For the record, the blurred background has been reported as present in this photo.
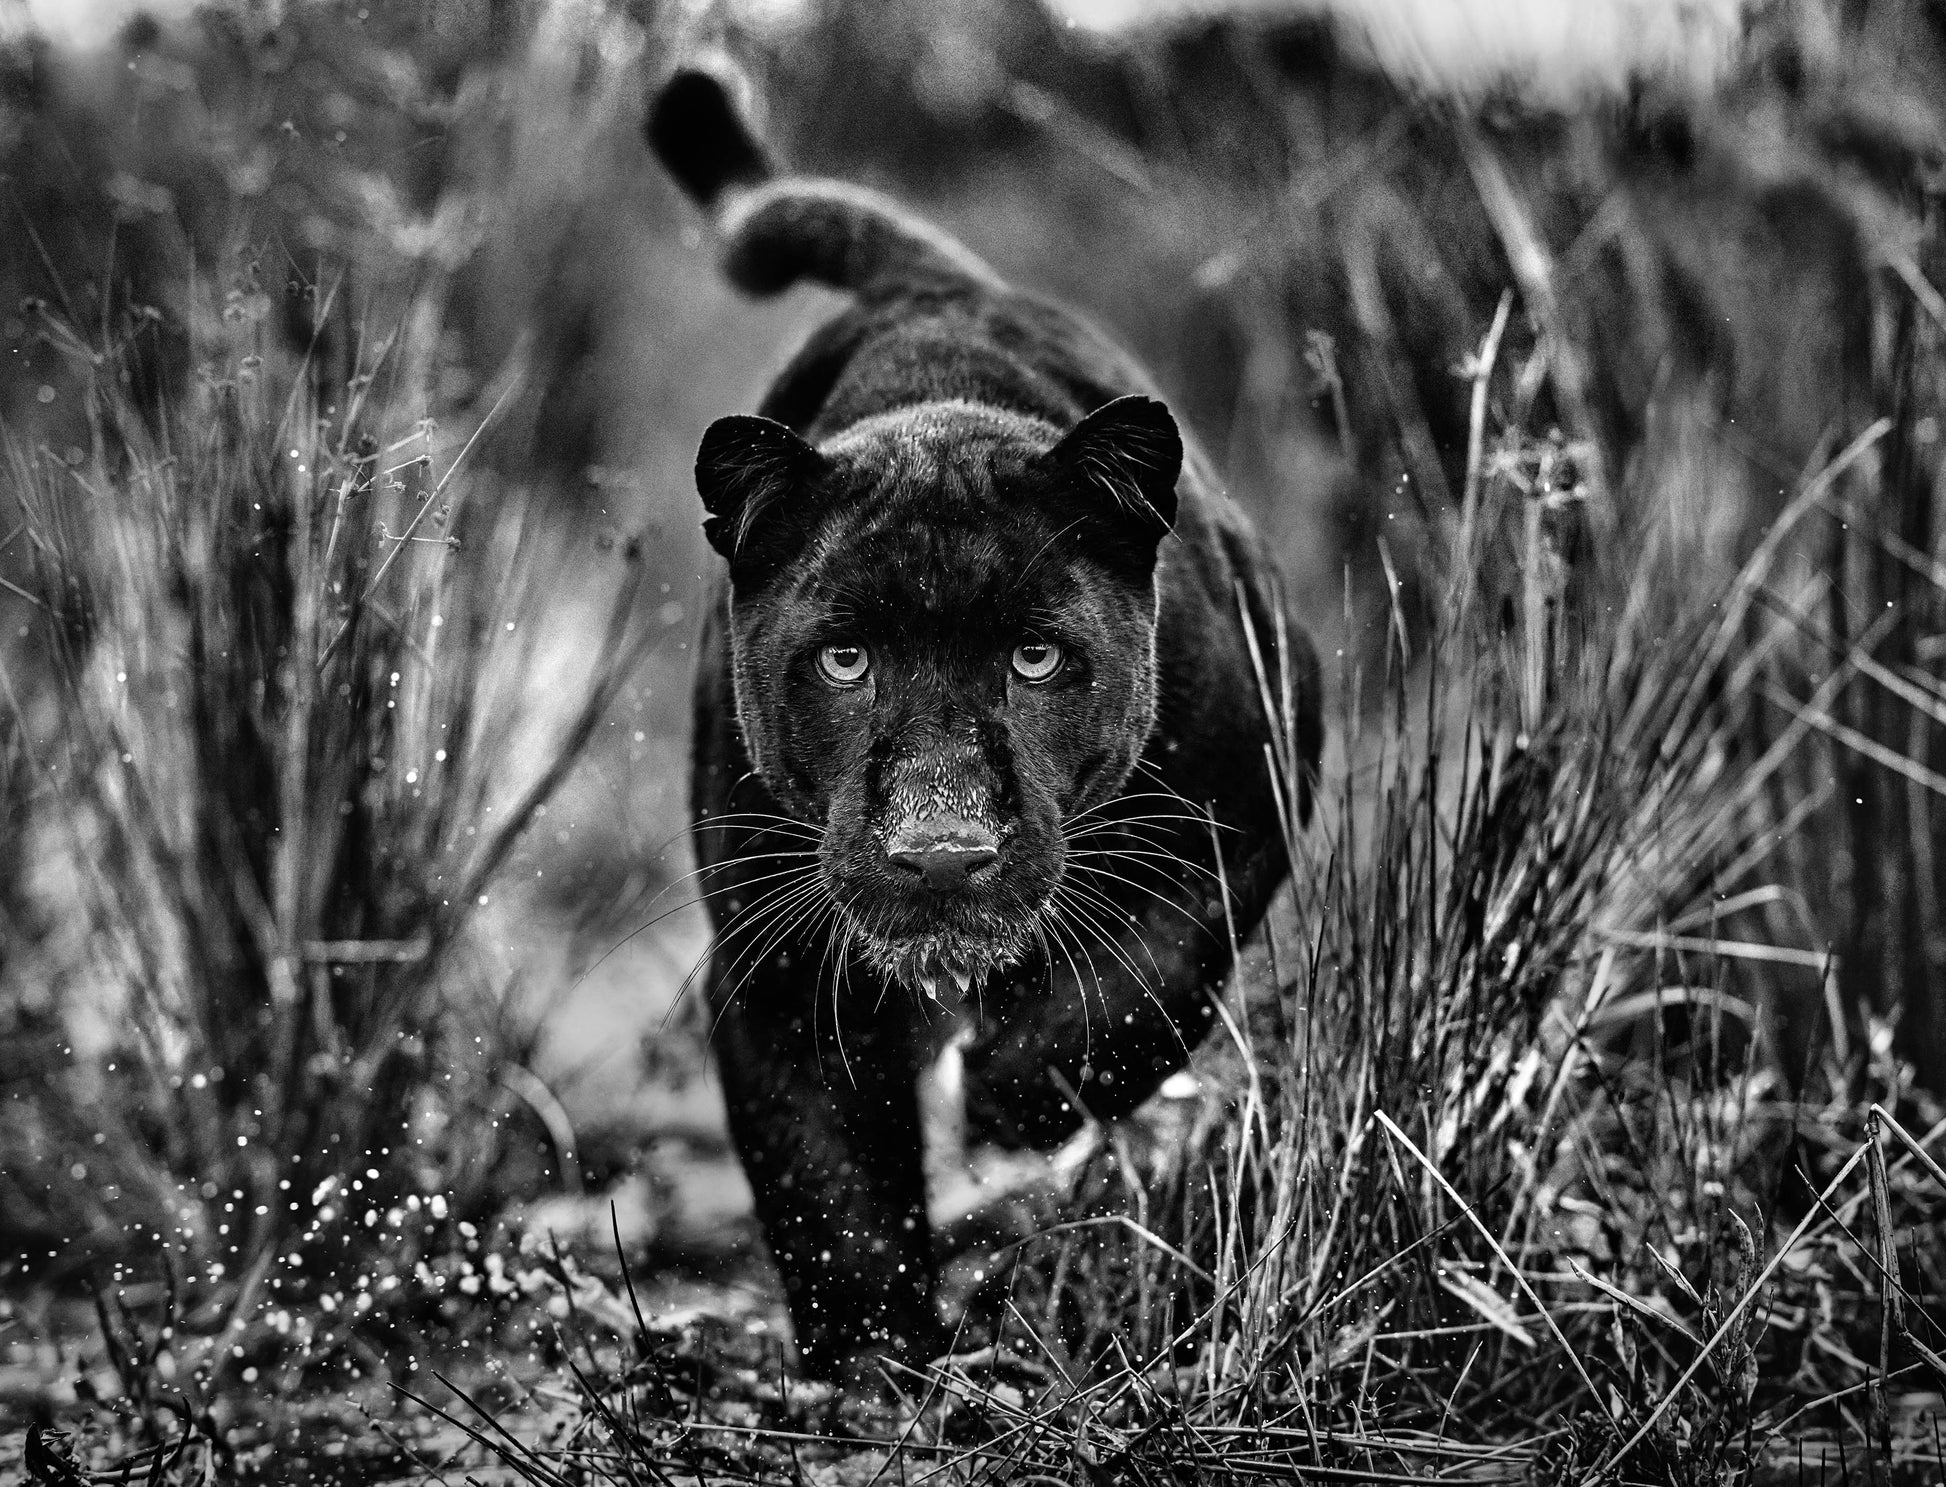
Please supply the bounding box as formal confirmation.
[1,0,1944,1467]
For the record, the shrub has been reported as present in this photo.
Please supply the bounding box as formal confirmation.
[0,288,652,1389]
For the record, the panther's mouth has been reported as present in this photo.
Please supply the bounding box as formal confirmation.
[912,940,980,1000]
[828,853,1050,997]
[852,923,1032,1000]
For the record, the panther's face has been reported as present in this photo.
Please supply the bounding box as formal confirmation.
[696,395,1181,995]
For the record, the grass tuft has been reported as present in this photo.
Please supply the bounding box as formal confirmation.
[0,285,653,1412]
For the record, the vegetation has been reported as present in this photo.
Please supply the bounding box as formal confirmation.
[1,0,1942,1483]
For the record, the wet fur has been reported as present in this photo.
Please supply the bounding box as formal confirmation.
[654,68,1323,1379]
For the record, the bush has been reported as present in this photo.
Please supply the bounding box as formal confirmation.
[0,287,651,1389]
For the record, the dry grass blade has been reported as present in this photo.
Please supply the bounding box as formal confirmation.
[1567,1259,1702,1347]
[1868,1105,1946,1194]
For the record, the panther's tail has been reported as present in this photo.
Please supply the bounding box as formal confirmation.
[646,66,1002,299]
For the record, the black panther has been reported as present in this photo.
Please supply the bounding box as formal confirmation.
[648,68,1322,1381]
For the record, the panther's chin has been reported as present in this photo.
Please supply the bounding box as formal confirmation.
[856,926,1029,1001]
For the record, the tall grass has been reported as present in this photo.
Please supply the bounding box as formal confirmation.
[957,341,1946,1480]
[0,284,653,1391]
[420,319,1946,1484]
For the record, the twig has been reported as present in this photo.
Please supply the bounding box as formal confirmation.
[1868,1104,1946,1194]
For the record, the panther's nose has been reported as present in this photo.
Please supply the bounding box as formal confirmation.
[887,815,999,891]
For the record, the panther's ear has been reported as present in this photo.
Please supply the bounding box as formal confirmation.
[1039,395,1181,574]
[695,415,830,578]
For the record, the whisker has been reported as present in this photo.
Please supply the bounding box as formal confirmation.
[1065,809,1225,834]
[694,867,825,989]
[594,858,822,1016]
[1068,770,1243,848]
[675,855,824,906]
[812,899,855,1086]
[705,878,836,1045]
[692,812,823,845]
[1067,861,1220,925]
[1053,884,1188,1055]
[833,917,862,1087]
[605,809,819,894]
[1066,844,1226,889]
[1056,882,1162,996]
[580,844,824,1002]
[1041,899,1103,1063]
[1065,785,1232,823]
[1063,819,1203,843]
[710,875,827,961]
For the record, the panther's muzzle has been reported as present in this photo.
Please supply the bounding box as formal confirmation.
[886,814,999,891]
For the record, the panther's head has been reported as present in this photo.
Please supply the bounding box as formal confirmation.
[696,394,1181,996]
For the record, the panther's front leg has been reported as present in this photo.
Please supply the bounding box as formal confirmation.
[708,957,945,1379]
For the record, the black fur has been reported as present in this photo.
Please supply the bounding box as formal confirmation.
[654,70,1323,1380]
[645,67,773,211]
[718,180,1006,297]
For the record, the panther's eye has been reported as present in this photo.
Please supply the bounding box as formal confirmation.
[817,643,871,686]
[1011,641,1064,683]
